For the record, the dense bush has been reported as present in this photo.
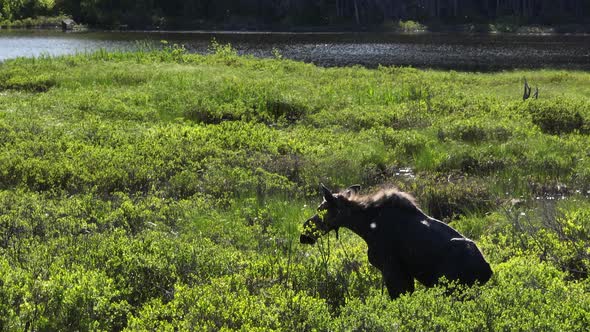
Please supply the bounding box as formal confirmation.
[410,176,496,221]
[527,99,588,135]
[0,68,56,92]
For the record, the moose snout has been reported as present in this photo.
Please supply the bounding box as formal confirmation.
[300,217,319,245]
[300,233,317,245]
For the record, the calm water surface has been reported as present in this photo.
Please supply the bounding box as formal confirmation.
[1,30,589,71]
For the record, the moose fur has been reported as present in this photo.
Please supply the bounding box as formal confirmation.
[300,185,493,299]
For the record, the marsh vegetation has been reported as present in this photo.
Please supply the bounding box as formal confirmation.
[0,45,589,330]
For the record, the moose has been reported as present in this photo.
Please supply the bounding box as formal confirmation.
[300,185,493,299]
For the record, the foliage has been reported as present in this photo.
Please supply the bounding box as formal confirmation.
[1,0,589,28]
[527,98,589,135]
[0,48,589,330]
[0,0,57,21]
[498,200,590,280]
[413,176,496,221]
[397,19,426,32]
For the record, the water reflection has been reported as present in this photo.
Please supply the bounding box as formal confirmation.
[0,30,589,71]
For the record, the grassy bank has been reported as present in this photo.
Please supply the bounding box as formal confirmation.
[1,46,589,330]
[382,19,590,34]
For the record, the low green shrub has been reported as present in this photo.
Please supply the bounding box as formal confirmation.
[332,257,589,331]
[436,148,509,174]
[527,99,587,135]
[502,200,590,280]
[127,278,332,331]
[0,70,56,92]
[413,176,496,221]
[438,119,513,143]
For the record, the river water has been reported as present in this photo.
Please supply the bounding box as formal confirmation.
[1,30,589,71]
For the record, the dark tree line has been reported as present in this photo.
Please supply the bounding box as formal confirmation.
[330,0,589,25]
[2,0,589,28]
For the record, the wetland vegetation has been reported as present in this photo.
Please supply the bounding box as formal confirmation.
[0,44,589,330]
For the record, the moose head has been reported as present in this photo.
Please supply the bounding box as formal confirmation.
[299,184,360,245]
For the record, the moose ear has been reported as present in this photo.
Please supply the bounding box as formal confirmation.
[321,183,336,204]
[344,184,361,197]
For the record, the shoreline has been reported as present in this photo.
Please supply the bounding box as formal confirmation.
[1,16,589,36]
[3,26,590,37]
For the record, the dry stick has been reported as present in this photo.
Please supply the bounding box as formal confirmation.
[508,203,589,277]
[504,205,551,267]
[540,201,589,276]
[336,236,362,300]
[536,200,589,276]
[284,222,294,288]
[523,78,532,100]
[284,226,295,312]
[317,232,332,298]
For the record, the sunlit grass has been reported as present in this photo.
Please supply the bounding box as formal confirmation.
[0,47,589,330]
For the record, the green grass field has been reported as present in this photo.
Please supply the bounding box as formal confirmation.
[1,44,589,331]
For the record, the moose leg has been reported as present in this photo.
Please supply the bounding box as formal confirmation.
[382,260,414,299]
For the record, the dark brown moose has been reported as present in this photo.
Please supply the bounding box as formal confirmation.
[300,184,493,299]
